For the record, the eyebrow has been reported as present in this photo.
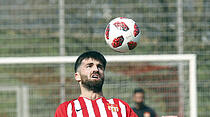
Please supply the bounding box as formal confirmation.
[86,63,94,66]
[85,62,103,67]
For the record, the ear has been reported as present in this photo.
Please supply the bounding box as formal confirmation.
[75,72,81,82]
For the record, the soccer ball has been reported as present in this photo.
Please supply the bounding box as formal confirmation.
[105,17,141,52]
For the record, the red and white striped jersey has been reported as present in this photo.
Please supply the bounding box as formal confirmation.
[55,97,138,117]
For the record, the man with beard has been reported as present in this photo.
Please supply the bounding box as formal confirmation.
[132,88,157,117]
[55,51,137,117]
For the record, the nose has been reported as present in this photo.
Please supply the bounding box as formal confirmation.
[92,65,99,72]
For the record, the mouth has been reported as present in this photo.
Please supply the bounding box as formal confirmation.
[91,74,100,79]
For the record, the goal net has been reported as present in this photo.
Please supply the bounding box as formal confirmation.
[0,86,29,117]
[0,54,197,117]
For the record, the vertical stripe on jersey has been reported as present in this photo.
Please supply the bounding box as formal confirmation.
[67,103,72,117]
[107,99,118,117]
[83,98,95,117]
[74,100,83,117]
[96,98,108,117]
[92,100,101,117]
[102,98,113,117]
[113,99,122,117]
[71,101,77,117]
[67,101,77,117]
[78,97,89,117]
[119,101,126,117]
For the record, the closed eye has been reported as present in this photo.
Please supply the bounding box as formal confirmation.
[85,63,104,70]
[97,64,104,70]
[86,63,93,68]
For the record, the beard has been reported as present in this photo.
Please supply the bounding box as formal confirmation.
[136,102,145,109]
[80,72,104,93]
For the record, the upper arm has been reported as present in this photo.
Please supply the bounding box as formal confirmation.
[54,101,70,117]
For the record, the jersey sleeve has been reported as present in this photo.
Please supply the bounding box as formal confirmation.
[118,99,138,117]
[54,101,72,117]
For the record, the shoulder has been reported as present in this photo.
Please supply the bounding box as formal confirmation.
[145,105,154,111]
[55,99,76,116]
[57,100,75,109]
[112,98,130,106]
[144,105,156,115]
[110,98,127,103]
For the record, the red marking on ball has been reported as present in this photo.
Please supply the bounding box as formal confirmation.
[113,21,129,31]
[119,17,128,19]
[133,23,140,37]
[105,24,110,40]
[112,36,124,48]
[127,41,137,50]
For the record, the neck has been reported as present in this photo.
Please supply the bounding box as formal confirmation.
[135,103,145,110]
[80,86,103,100]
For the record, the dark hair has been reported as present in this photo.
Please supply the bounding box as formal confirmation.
[74,51,107,72]
[134,88,145,94]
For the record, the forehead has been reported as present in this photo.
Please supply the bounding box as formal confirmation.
[81,58,102,65]
[135,92,144,96]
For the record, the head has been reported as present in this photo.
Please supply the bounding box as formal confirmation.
[74,51,107,93]
[133,88,145,107]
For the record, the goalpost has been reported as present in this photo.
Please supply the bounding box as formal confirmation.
[0,86,29,117]
[0,54,197,117]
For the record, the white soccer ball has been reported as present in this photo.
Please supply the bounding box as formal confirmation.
[105,17,141,52]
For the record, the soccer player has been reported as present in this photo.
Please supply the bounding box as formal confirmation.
[132,88,157,117]
[55,51,138,117]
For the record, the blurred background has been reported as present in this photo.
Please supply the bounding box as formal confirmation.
[0,0,209,117]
